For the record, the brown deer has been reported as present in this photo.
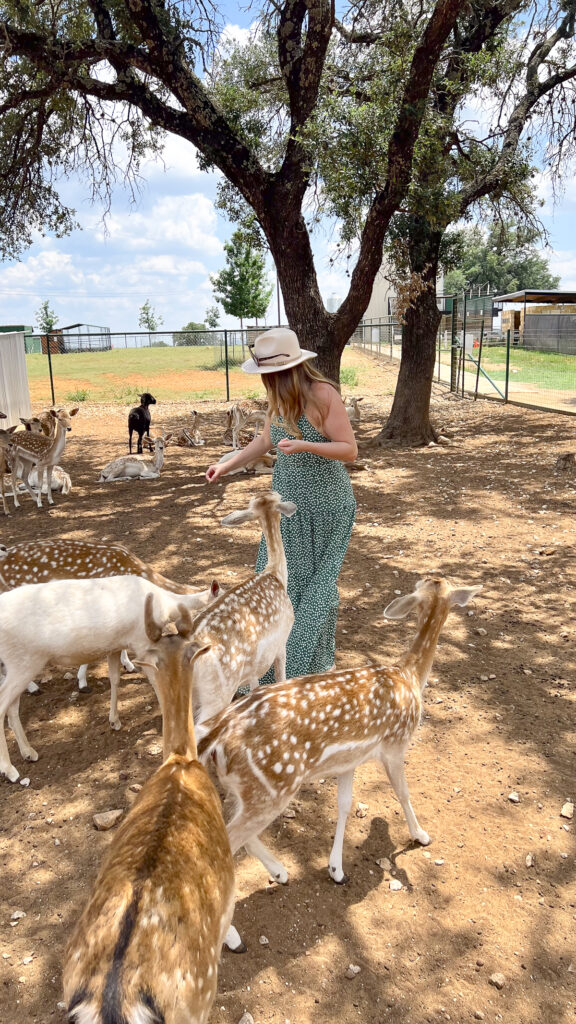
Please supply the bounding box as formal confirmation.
[197,578,482,950]
[2,406,78,507]
[62,598,238,1023]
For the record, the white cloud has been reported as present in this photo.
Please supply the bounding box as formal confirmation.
[93,194,222,254]
[547,248,576,289]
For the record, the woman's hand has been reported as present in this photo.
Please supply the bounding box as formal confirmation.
[206,463,227,483]
[277,438,308,454]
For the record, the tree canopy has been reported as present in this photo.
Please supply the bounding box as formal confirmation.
[444,223,561,295]
[211,228,273,328]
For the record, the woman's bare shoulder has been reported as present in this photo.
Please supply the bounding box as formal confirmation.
[311,380,340,405]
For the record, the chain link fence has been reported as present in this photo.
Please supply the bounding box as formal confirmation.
[24,328,270,407]
[23,305,576,414]
[351,297,576,415]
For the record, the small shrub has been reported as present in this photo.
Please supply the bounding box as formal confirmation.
[340,367,359,387]
[66,388,90,402]
[107,385,143,404]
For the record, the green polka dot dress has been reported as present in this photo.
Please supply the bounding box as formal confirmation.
[256,414,356,683]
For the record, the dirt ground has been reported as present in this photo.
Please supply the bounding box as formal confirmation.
[1,351,575,1024]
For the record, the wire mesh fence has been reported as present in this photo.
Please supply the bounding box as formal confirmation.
[22,307,576,414]
[351,300,576,415]
[24,328,269,407]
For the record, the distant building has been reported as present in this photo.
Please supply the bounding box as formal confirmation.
[41,323,112,354]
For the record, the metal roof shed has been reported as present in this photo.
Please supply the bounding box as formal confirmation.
[494,291,576,354]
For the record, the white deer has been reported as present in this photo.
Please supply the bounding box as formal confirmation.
[196,577,482,951]
[99,432,172,481]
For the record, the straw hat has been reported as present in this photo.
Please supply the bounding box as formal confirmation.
[241,328,317,374]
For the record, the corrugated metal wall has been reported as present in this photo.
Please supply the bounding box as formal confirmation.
[0,332,32,426]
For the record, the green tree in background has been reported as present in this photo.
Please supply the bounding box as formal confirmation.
[35,299,58,334]
[205,305,220,329]
[444,223,560,296]
[211,230,273,330]
[174,321,213,346]
[138,300,163,333]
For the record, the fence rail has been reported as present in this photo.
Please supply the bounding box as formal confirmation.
[21,315,576,415]
[351,310,576,416]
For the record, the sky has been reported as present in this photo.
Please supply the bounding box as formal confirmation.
[1,10,576,336]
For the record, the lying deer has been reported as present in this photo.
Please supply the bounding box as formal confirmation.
[197,577,482,950]
[99,432,172,481]
[167,409,205,448]
[216,450,276,475]
[62,598,238,1022]
[187,491,296,724]
[0,537,219,703]
[0,406,79,507]
[344,396,364,424]
[0,575,220,782]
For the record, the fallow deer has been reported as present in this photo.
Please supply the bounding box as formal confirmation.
[0,406,79,507]
[197,578,482,950]
[62,598,238,1023]
[187,491,296,724]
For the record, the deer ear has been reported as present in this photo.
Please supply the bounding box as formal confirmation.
[184,642,211,666]
[222,509,254,526]
[383,593,420,620]
[70,408,79,416]
[450,585,483,608]
[278,500,297,518]
[50,409,58,419]
[210,580,219,598]
[164,433,173,442]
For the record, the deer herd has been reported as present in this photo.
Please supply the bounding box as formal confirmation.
[0,393,483,1024]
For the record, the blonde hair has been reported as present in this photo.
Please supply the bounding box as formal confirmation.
[262,360,338,438]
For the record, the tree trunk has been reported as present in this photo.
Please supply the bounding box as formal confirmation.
[375,221,443,446]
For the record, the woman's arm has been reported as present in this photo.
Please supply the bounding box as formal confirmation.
[277,384,358,462]
[206,417,272,482]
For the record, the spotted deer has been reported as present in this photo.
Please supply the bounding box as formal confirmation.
[62,598,238,1023]
[224,401,268,449]
[216,449,276,475]
[99,432,172,481]
[0,406,79,507]
[188,491,296,725]
[0,537,219,702]
[196,577,482,950]
[0,416,18,515]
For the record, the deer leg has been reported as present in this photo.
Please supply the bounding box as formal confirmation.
[329,769,355,883]
[77,664,89,690]
[7,696,38,762]
[19,460,42,508]
[44,465,55,505]
[244,835,289,884]
[107,651,123,730]
[272,649,287,683]
[120,649,135,673]
[380,748,430,846]
[0,672,32,781]
[0,473,8,515]
[223,924,246,954]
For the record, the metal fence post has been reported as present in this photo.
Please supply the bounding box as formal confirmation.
[505,329,511,401]
[450,297,458,391]
[224,330,230,402]
[46,333,56,405]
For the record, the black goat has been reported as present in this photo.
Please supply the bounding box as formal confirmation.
[128,392,157,453]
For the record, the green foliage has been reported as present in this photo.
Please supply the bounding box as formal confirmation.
[35,299,58,334]
[205,305,220,329]
[174,321,214,346]
[340,367,359,387]
[138,301,163,333]
[211,228,273,326]
[444,222,561,295]
[65,387,90,402]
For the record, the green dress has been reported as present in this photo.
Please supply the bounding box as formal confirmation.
[256,414,356,683]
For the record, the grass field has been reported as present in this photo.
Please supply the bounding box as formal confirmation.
[446,343,576,391]
[26,345,364,406]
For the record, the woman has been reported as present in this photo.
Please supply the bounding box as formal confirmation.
[206,327,357,680]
